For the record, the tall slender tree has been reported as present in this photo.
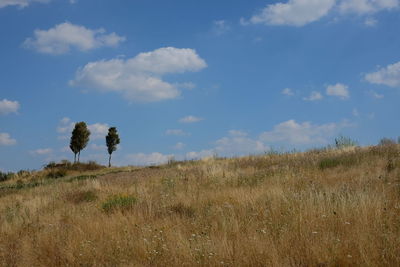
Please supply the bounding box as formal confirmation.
[106,127,120,167]
[70,122,91,163]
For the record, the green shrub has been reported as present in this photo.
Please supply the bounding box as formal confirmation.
[102,194,137,213]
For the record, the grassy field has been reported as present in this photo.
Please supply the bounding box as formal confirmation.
[0,145,399,266]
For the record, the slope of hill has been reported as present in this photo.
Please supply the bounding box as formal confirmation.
[1,145,399,266]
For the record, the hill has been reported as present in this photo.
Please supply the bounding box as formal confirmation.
[1,145,399,266]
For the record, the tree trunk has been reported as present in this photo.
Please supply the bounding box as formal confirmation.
[108,153,112,168]
[73,153,76,164]
[78,151,80,163]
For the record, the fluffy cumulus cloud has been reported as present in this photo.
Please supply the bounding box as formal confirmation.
[70,47,207,102]
[0,99,19,115]
[326,83,350,99]
[57,117,109,140]
[23,22,126,55]
[303,91,323,101]
[0,0,49,8]
[259,119,350,145]
[125,152,173,166]
[339,0,399,14]
[0,132,16,146]
[179,115,204,123]
[365,61,400,87]
[248,0,336,26]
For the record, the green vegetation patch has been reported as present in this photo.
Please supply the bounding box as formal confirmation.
[102,194,137,213]
[65,190,98,204]
[319,154,359,170]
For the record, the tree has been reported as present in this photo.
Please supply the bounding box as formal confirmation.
[106,127,120,167]
[334,135,358,149]
[70,122,91,163]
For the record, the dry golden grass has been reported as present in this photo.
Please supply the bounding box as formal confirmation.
[1,145,400,266]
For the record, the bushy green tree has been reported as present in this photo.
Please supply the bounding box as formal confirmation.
[106,127,120,167]
[70,122,91,163]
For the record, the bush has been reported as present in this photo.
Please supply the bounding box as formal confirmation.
[44,160,104,172]
[319,155,358,170]
[169,203,195,218]
[46,169,67,179]
[379,138,397,146]
[65,190,98,204]
[335,135,358,149]
[0,171,14,182]
[102,194,137,213]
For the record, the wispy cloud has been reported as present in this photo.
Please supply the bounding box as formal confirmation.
[0,0,50,9]
[303,91,323,101]
[326,83,350,99]
[179,116,204,123]
[0,133,17,146]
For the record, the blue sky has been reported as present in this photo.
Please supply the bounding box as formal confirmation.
[1,0,400,171]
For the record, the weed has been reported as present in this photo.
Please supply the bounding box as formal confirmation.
[102,194,137,213]
[169,202,195,218]
[65,190,98,204]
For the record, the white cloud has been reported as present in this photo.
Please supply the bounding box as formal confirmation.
[125,152,173,166]
[89,144,106,151]
[249,0,335,26]
[179,115,204,123]
[213,20,231,35]
[369,90,384,98]
[30,148,53,156]
[165,129,190,136]
[352,108,360,117]
[259,119,350,145]
[23,22,126,55]
[365,61,400,87]
[339,0,399,14]
[173,142,186,150]
[70,47,207,102]
[303,91,323,101]
[215,131,267,156]
[0,0,49,8]
[364,17,378,26]
[186,149,215,160]
[0,99,19,115]
[0,132,16,146]
[282,88,294,96]
[57,117,109,140]
[88,123,109,139]
[326,83,350,99]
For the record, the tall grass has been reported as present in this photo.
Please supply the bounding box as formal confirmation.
[0,145,399,266]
